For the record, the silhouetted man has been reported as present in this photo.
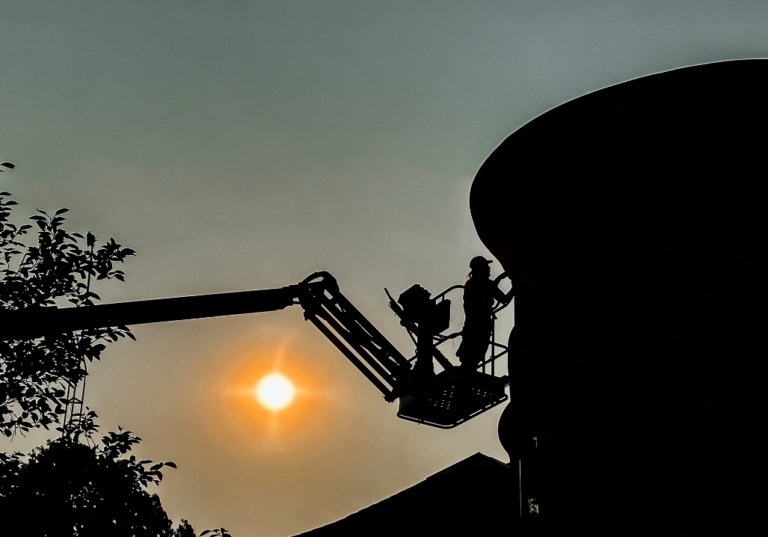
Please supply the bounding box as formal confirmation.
[457,256,513,371]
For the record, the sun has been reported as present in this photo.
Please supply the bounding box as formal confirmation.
[254,372,296,411]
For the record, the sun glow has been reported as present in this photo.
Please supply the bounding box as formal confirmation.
[207,335,342,457]
[254,372,296,411]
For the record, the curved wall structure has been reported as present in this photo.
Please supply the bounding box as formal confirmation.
[474,59,768,535]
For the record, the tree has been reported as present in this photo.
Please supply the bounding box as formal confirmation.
[1,190,135,438]
[0,187,220,536]
[0,429,177,536]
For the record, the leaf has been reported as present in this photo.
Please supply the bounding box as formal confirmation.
[1,162,15,169]
[54,208,69,215]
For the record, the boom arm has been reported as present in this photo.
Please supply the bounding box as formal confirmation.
[0,287,299,339]
[0,272,410,401]
[0,271,508,427]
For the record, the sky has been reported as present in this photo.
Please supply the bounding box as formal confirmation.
[2,1,767,535]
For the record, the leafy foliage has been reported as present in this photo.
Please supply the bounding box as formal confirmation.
[1,191,135,437]
[0,431,178,537]
[0,188,227,536]
[175,520,198,537]
[201,529,233,537]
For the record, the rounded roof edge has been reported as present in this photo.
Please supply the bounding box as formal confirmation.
[470,58,768,259]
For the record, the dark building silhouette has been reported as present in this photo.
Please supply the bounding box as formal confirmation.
[298,59,768,536]
[295,453,516,536]
[484,58,768,536]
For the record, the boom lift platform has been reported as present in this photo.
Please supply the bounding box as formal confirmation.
[0,271,509,428]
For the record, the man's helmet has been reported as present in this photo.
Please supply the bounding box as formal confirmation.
[469,256,492,271]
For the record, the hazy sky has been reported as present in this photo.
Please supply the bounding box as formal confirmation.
[2,1,767,535]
